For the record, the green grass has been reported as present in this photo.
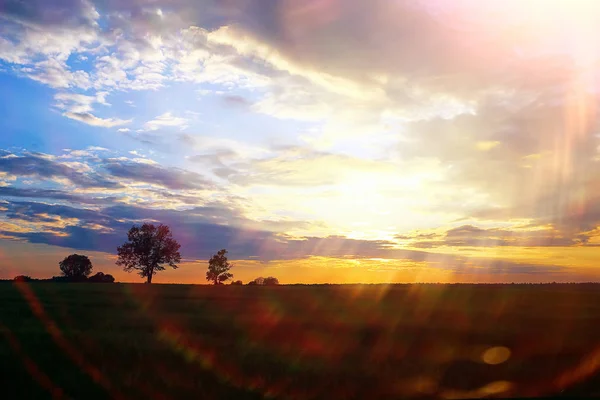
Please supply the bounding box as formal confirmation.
[2,283,600,399]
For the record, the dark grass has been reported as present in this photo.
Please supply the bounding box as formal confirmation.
[2,283,600,399]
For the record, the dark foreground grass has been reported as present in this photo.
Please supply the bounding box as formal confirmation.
[2,283,600,399]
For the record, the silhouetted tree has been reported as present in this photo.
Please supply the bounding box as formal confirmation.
[116,223,181,283]
[88,272,115,283]
[59,254,93,280]
[247,276,279,286]
[230,280,243,285]
[251,277,265,285]
[13,275,34,282]
[247,280,258,286]
[206,249,233,285]
[263,277,280,286]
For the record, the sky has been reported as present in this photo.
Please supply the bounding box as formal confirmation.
[1,0,600,284]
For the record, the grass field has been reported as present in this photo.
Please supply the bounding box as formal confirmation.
[2,283,600,399]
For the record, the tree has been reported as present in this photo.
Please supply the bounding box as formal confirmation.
[59,254,93,280]
[251,277,265,285]
[263,277,280,286]
[206,249,233,285]
[116,223,181,283]
[88,272,115,283]
[13,275,34,282]
[230,280,243,285]
[247,277,279,286]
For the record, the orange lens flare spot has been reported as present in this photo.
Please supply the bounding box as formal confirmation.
[482,346,511,365]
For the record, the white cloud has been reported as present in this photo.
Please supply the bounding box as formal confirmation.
[54,91,130,128]
[144,112,189,131]
[63,112,131,128]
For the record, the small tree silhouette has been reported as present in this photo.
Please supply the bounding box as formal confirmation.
[230,280,243,285]
[206,249,233,285]
[13,275,34,282]
[248,276,279,285]
[88,272,115,283]
[59,254,93,280]
[252,277,265,285]
[116,223,181,283]
[263,277,280,286]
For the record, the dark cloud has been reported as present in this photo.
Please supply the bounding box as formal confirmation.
[0,0,98,27]
[0,186,118,205]
[0,197,569,276]
[406,224,582,249]
[0,152,121,188]
[102,158,214,190]
[3,201,113,226]
[222,95,252,108]
[0,198,421,260]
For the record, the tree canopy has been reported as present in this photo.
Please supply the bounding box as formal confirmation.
[116,223,181,283]
[248,276,280,286]
[59,254,93,280]
[88,272,116,283]
[206,249,233,285]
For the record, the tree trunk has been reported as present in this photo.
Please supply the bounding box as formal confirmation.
[146,265,154,284]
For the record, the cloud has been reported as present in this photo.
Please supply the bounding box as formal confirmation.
[0,198,571,278]
[403,223,584,249]
[222,95,252,108]
[143,112,189,131]
[54,91,131,128]
[0,151,120,188]
[102,158,213,190]
[22,59,92,89]
[0,186,117,205]
[197,145,398,187]
[63,111,131,128]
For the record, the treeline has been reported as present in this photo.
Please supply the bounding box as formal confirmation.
[6,223,284,285]
[231,277,280,286]
[9,254,115,283]
[11,272,115,283]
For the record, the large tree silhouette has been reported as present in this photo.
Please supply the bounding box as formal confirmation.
[59,254,93,280]
[116,223,181,283]
[206,249,233,285]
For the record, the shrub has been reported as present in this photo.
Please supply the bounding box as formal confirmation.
[247,277,280,286]
[263,277,280,286]
[51,275,88,283]
[88,272,116,283]
[13,275,34,282]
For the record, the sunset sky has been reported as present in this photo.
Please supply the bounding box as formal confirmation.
[1,0,600,283]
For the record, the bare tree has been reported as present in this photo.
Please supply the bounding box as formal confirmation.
[206,249,233,285]
[116,223,181,283]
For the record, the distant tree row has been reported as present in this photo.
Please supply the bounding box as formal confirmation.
[229,277,280,286]
[115,223,279,285]
[11,223,279,285]
[13,254,114,283]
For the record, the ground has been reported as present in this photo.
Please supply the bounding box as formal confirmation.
[1,282,600,399]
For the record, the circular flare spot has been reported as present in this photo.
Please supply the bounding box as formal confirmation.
[482,346,511,365]
[480,380,513,394]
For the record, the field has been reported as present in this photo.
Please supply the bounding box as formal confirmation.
[2,283,600,399]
